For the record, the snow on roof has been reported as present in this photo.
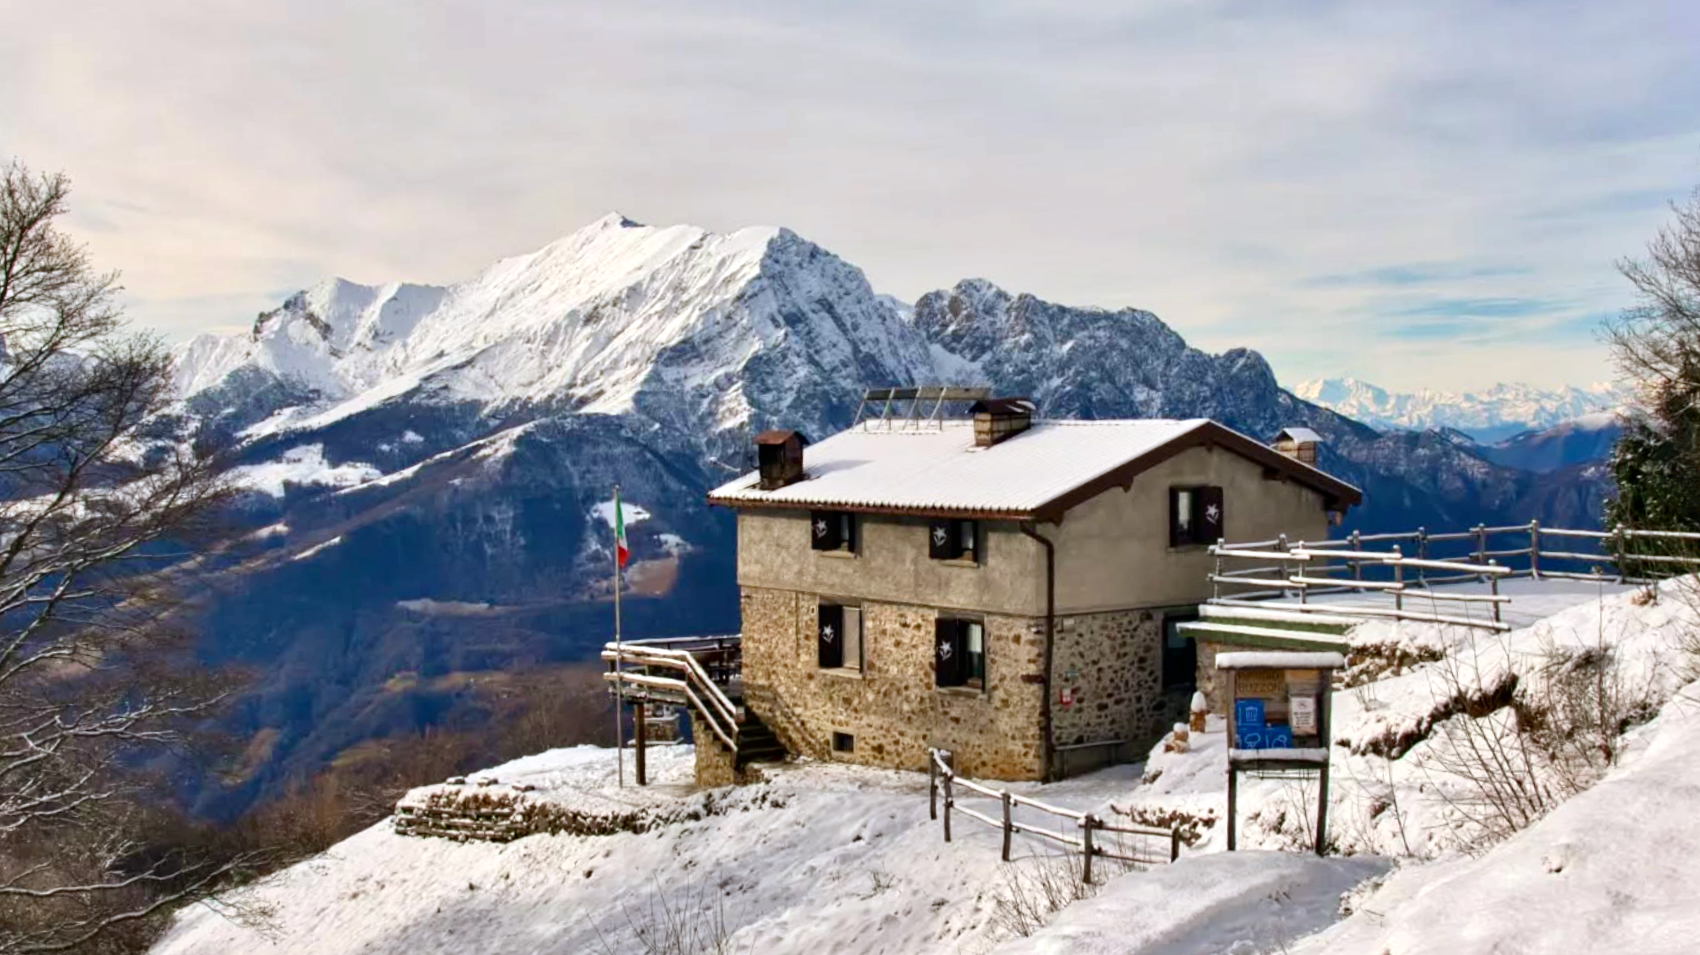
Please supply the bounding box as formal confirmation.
[1216,650,1347,669]
[1278,427,1324,444]
[709,418,1212,517]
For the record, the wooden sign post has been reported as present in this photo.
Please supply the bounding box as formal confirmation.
[1219,650,1343,856]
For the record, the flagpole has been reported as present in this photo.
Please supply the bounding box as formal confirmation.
[613,484,624,789]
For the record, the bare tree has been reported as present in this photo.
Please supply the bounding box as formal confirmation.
[1606,184,1700,533]
[0,162,244,954]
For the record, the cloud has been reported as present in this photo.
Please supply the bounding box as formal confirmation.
[1,0,1697,392]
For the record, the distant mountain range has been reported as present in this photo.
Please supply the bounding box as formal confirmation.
[161,215,1616,816]
[1293,377,1631,444]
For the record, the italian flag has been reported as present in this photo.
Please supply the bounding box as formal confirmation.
[614,490,630,568]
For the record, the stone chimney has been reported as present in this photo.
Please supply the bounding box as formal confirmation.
[1273,427,1323,465]
[754,430,808,489]
[970,398,1036,447]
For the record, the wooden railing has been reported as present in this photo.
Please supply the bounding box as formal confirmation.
[602,635,742,755]
[1208,522,1700,631]
[928,749,1179,883]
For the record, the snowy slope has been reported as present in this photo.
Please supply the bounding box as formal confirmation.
[153,577,1700,955]
[1293,377,1631,442]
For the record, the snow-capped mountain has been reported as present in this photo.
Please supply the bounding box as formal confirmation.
[166,215,1612,818]
[1292,377,1631,443]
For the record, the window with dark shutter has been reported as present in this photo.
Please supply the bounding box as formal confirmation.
[928,519,979,562]
[934,618,964,687]
[928,519,962,560]
[1169,488,1195,547]
[818,604,844,668]
[1193,486,1224,545]
[810,511,854,552]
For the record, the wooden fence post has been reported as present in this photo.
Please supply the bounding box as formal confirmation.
[1489,561,1502,625]
[942,752,954,843]
[1349,530,1363,584]
[1212,541,1223,601]
[1081,814,1095,885]
[1614,523,1628,583]
[1001,791,1013,862]
[1170,827,1182,863]
[1529,520,1541,579]
[929,750,938,821]
[1475,524,1488,579]
[1391,545,1404,613]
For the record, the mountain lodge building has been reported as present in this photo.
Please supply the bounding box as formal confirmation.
[704,398,1361,782]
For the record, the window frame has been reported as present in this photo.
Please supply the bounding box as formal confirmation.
[810,510,857,554]
[817,600,865,672]
[934,615,987,690]
[1168,485,1224,548]
[928,518,980,564]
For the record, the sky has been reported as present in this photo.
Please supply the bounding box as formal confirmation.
[3,0,1698,394]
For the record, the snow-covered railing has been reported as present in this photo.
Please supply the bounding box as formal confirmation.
[1209,542,1514,631]
[602,636,742,756]
[1208,522,1700,632]
[928,749,1178,883]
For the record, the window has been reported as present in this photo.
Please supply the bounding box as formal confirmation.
[1169,485,1224,547]
[818,602,863,670]
[928,518,979,562]
[832,731,855,753]
[1162,611,1199,689]
[935,617,986,688]
[810,510,856,553]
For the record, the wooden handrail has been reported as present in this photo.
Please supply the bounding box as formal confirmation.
[927,748,1179,875]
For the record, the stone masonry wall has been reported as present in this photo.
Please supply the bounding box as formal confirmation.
[689,710,756,788]
[740,587,1046,780]
[740,589,1171,781]
[1049,609,1167,759]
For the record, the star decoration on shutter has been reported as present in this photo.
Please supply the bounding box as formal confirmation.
[1205,503,1221,523]
[821,624,835,643]
[932,526,948,546]
[938,641,953,660]
[813,519,827,537]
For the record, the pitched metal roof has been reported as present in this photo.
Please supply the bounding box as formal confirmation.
[708,418,1361,520]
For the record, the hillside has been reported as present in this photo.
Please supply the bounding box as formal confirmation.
[164,215,1611,817]
[151,578,1700,955]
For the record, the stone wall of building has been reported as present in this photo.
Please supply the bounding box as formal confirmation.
[740,589,1181,781]
[1049,609,1168,765]
[1194,639,1229,715]
[689,710,756,788]
[740,586,1047,780]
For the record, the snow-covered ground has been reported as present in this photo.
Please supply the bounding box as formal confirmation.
[154,579,1700,955]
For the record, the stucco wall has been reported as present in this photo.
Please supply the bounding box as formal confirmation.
[739,586,1047,780]
[736,511,1045,617]
[1046,444,1332,613]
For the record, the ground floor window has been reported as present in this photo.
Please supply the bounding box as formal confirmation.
[1162,610,1199,689]
[935,617,986,688]
[818,602,863,670]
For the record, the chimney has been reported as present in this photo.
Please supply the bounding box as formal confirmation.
[1273,427,1322,465]
[970,398,1036,447]
[754,429,808,489]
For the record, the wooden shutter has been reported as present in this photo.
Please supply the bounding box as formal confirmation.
[817,604,844,668]
[929,519,963,560]
[934,618,964,686]
[810,511,844,551]
[1194,486,1224,544]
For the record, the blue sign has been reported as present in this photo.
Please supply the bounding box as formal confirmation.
[1234,699,1265,729]
[1235,718,1294,751]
